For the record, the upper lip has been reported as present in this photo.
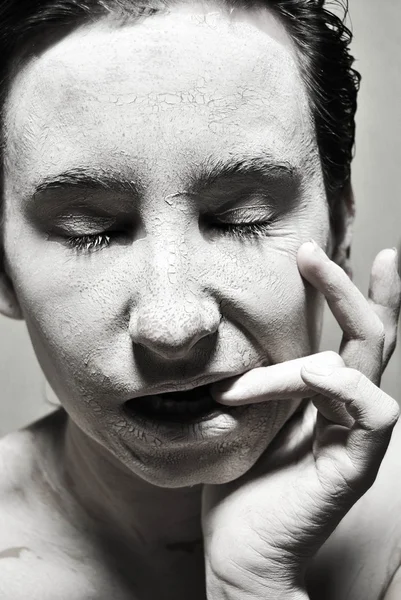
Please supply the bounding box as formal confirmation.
[125,367,256,401]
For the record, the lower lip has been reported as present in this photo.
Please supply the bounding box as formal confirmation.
[121,390,248,445]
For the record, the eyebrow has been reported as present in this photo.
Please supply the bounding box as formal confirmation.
[29,152,300,201]
[32,167,140,197]
[188,153,300,194]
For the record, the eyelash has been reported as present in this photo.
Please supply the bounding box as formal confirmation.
[65,222,272,253]
[214,222,272,239]
[66,234,111,252]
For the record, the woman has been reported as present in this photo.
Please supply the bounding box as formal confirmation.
[0,0,400,598]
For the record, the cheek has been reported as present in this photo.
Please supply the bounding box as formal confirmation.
[254,265,322,359]
[6,237,120,398]
[207,243,323,361]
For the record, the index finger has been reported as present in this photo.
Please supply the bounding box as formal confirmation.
[210,351,344,404]
[297,241,388,384]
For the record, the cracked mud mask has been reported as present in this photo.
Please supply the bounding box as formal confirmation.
[3,3,331,486]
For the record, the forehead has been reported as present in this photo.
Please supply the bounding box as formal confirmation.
[4,4,316,194]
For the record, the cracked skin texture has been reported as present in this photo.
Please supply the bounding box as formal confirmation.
[3,3,327,487]
[0,3,400,600]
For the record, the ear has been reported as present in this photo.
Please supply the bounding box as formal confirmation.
[328,179,355,278]
[0,252,23,320]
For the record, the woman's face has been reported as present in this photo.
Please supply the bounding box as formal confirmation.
[2,4,331,486]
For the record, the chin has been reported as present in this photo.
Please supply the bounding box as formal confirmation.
[125,449,265,488]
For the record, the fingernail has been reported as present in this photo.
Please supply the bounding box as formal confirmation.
[303,361,334,377]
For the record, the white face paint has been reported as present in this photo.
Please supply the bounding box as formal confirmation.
[3,3,330,486]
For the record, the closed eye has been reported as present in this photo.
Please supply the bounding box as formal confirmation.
[64,219,273,253]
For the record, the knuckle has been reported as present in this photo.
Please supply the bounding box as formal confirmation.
[348,371,399,429]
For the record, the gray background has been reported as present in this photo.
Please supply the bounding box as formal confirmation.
[1,0,400,436]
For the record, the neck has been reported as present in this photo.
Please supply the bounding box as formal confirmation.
[61,417,204,553]
[35,411,206,598]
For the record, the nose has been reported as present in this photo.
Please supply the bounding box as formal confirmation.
[128,232,221,360]
[129,290,220,360]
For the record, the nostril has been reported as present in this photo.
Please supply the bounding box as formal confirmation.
[135,337,200,360]
[129,300,221,360]
[130,319,216,360]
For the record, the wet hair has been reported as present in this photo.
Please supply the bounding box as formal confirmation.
[0,0,360,205]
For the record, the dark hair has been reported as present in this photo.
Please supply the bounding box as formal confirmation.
[0,0,360,205]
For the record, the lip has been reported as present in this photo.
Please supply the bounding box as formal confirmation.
[117,364,268,447]
[121,400,250,447]
[119,372,256,446]
[123,367,257,401]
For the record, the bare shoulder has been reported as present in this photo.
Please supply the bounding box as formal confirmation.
[0,411,93,599]
[0,412,135,600]
[0,409,66,507]
[308,417,401,600]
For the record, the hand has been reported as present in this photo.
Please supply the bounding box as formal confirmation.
[202,241,401,600]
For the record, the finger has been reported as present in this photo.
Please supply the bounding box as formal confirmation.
[210,351,344,405]
[301,363,399,492]
[368,248,401,369]
[298,241,385,384]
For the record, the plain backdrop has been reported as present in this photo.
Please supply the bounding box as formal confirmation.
[0,0,400,436]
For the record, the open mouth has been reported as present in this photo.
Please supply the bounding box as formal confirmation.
[124,383,234,424]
